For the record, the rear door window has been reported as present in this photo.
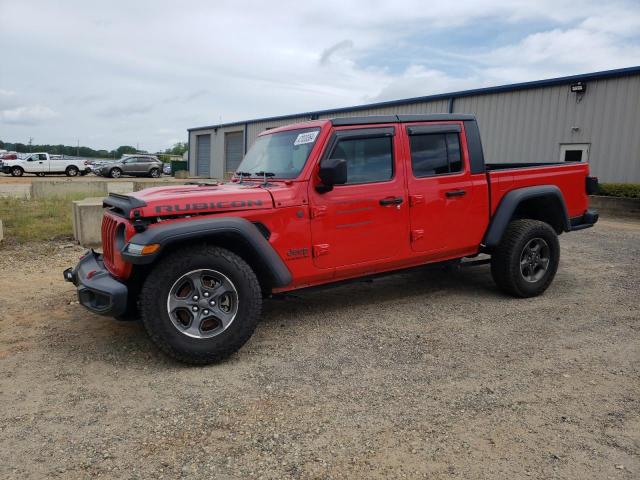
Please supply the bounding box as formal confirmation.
[409,133,462,177]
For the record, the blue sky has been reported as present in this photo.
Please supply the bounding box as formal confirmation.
[1,0,639,152]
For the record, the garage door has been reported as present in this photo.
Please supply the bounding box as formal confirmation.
[196,134,211,177]
[225,131,244,174]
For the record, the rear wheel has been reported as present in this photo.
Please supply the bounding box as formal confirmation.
[149,167,160,178]
[490,219,560,297]
[140,245,262,364]
[11,166,23,177]
[66,166,79,177]
[110,167,122,178]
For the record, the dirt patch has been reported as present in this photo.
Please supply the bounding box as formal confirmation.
[0,219,638,479]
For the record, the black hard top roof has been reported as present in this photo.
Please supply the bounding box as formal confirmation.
[330,113,476,126]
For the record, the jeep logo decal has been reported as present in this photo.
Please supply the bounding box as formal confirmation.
[154,199,263,214]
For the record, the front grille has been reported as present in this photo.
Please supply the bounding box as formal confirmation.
[102,214,119,270]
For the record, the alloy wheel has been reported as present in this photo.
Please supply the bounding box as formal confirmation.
[519,237,550,283]
[166,269,239,339]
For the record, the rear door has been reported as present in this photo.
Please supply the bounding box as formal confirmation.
[404,122,480,257]
[125,157,143,174]
[309,125,408,270]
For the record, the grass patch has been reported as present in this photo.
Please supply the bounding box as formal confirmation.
[597,183,640,199]
[0,194,90,244]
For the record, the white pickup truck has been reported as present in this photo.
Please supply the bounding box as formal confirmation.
[0,153,90,177]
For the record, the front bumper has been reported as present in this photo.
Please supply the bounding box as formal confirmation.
[64,250,128,316]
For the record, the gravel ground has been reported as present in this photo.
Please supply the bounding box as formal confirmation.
[0,218,638,479]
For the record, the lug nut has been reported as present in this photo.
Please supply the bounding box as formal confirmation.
[209,300,216,306]
[192,295,199,301]
[203,292,209,297]
[192,306,198,312]
[203,309,209,315]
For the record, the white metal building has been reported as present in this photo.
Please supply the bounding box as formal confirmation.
[188,66,640,183]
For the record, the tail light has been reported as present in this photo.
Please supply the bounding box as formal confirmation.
[586,176,599,195]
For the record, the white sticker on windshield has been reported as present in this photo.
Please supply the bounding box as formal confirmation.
[293,131,319,146]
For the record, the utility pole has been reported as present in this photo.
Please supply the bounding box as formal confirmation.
[77,139,80,158]
[28,137,33,153]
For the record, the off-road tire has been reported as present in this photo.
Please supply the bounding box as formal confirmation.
[109,167,122,178]
[11,166,23,177]
[66,166,79,177]
[490,219,560,298]
[140,245,262,364]
[149,168,160,178]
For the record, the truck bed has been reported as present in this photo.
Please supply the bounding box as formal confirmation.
[487,161,591,219]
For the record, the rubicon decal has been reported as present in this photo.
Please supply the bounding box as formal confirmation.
[155,199,263,214]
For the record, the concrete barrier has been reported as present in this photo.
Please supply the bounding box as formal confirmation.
[589,195,640,219]
[133,179,185,191]
[0,184,31,199]
[107,181,134,194]
[0,219,3,242]
[72,197,104,247]
[32,179,108,199]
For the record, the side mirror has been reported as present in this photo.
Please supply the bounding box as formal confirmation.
[317,158,347,193]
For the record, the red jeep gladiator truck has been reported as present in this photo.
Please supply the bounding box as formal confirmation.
[65,114,599,364]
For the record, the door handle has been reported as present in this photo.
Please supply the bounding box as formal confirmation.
[445,189,466,198]
[379,197,403,206]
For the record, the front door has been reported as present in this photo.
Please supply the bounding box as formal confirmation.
[403,123,476,257]
[309,126,408,270]
[25,153,47,173]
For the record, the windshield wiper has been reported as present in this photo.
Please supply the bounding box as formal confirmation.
[254,171,276,186]
[235,171,252,183]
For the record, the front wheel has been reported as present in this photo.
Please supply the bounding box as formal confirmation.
[149,168,160,178]
[11,166,23,177]
[140,245,262,364]
[490,219,560,297]
[109,168,122,178]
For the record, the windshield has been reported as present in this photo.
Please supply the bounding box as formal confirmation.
[236,127,320,179]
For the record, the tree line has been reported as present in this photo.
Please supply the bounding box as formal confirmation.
[0,140,188,159]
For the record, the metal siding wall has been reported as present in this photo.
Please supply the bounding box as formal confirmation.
[192,73,639,182]
[454,75,640,182]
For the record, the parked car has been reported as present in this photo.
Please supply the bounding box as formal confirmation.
[65,114,599,364]
[0,152,18,161]
[88,160,109,175]
[98,155,163,178]
[1,152,90,177]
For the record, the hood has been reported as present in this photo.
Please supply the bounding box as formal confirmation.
[127,182,275,218]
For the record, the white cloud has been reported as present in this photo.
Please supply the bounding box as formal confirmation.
[1,105,58,125]
[0,0,638,151]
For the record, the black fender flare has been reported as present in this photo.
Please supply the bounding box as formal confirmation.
[121,216,292,287]
[483,185,570,249]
